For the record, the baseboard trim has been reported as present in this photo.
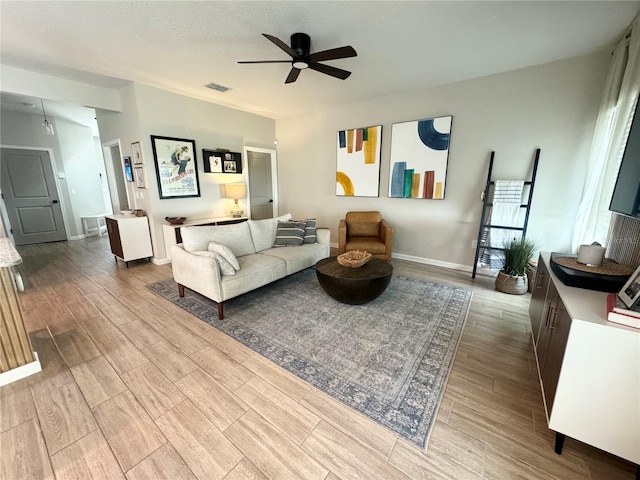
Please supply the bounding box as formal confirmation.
[152,257,171,265]
[0,352,41,387]
[329,242,493,277]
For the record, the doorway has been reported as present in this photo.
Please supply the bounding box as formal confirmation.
[0,147,67,245]
[102,140,130,213]
[245,147,277,220]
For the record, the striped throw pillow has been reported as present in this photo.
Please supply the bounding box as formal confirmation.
[293,218,317,244]
[273,222,306,247]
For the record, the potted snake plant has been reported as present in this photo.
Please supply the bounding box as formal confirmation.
[495,237,538,295]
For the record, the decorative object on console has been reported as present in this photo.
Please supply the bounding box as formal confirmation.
[607,292,640,329]
[550,253,633,292]
[337,250,372,268]
[576,243,606,266]
[165,216,187,225]
[151,135,200,199]
[336,125,382,197]
[203,150,242,173]
[224,183,246,218]
[388,115,452,199]
[618,263,640,309]
[494,237,538,295]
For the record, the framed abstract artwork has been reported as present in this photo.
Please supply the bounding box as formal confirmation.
[336,125,382,197]
[388,116,453,199]
[151,135,200,199]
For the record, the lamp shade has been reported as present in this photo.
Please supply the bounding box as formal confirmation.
[224,183,246,200]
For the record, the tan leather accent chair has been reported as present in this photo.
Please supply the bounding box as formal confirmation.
[338,211,393,261]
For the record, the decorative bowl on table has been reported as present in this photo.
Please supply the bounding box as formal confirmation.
[165,216,187,225]
[337,250,372,268]
[120,210,134,215]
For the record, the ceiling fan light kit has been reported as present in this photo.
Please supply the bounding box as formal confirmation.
[238,32,357,84]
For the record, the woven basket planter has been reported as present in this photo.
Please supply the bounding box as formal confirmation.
[495,271,529,295]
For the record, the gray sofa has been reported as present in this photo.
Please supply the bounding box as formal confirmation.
[171,215,330,319]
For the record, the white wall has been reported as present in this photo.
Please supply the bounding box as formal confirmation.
[97,83,276,260]
[0,110,108,237]
[275,52,611,271]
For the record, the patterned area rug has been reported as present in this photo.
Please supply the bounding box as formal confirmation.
[147,268,472,447]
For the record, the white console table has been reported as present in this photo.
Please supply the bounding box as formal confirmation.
[529,252,639,468]
[162,216,247,260]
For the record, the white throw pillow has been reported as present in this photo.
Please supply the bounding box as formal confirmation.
[208,241,240,270]
[191,251,236,275]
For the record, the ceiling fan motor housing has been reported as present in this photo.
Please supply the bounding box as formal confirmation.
[291,33,311,57]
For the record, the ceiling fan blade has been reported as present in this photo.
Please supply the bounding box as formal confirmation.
[308,63,351,80]
[285,68,301,84]
[262,33,296,57]
[238,60,292,64]
[308,46,357,63]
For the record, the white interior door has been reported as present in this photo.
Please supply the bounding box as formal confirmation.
[246,148,277,220]
[0,148,66,245]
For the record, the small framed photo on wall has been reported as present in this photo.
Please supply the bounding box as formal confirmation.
[134,167,146,188]
[131,142,144,165]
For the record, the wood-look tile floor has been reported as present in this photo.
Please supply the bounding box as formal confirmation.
[1,236,636,480]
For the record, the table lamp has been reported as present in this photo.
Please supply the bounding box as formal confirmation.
[224,183,247,218]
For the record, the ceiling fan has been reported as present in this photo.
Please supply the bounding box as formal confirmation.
[238,33,357,84]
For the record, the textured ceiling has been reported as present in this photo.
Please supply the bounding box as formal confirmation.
[1,1,639,120]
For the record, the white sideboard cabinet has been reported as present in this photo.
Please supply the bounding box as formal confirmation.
[529,252,639,469]
[105,215,153,267]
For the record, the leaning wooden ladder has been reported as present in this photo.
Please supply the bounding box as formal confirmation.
[471,148,540,278]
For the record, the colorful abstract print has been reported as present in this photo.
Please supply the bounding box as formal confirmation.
[336,125,382,197]
[389,116,452,199]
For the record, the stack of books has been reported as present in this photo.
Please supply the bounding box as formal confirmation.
[606,293,640,329]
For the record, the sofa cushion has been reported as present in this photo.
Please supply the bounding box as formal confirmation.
[345,237,386,255]
[220,254,287,299]
[248,218,278,252]
[181,222,255,257]
[261,243,329,275]
[273,221,306,247]
[192,250,236,275]
[208,242,240,270]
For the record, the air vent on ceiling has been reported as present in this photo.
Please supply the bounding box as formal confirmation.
[205,82,231,92]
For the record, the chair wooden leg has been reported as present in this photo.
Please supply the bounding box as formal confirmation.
[217,302,224,320]
[178,284,185,297]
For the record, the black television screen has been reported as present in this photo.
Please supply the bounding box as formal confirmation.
[610,99,640,218]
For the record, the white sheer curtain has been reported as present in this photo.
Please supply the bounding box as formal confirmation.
[571,19,640,252]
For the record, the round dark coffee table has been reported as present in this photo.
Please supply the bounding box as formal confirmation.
[315,256,393,305]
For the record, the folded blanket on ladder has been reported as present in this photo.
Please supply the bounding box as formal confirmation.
[482,180,524,269]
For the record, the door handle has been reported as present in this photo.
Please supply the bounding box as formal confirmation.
[50,200,58,205]
[269,199,273,203]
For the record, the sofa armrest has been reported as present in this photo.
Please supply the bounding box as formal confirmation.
[316,227,330,246]
[338,219,347,254]
[171,244,224,302]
